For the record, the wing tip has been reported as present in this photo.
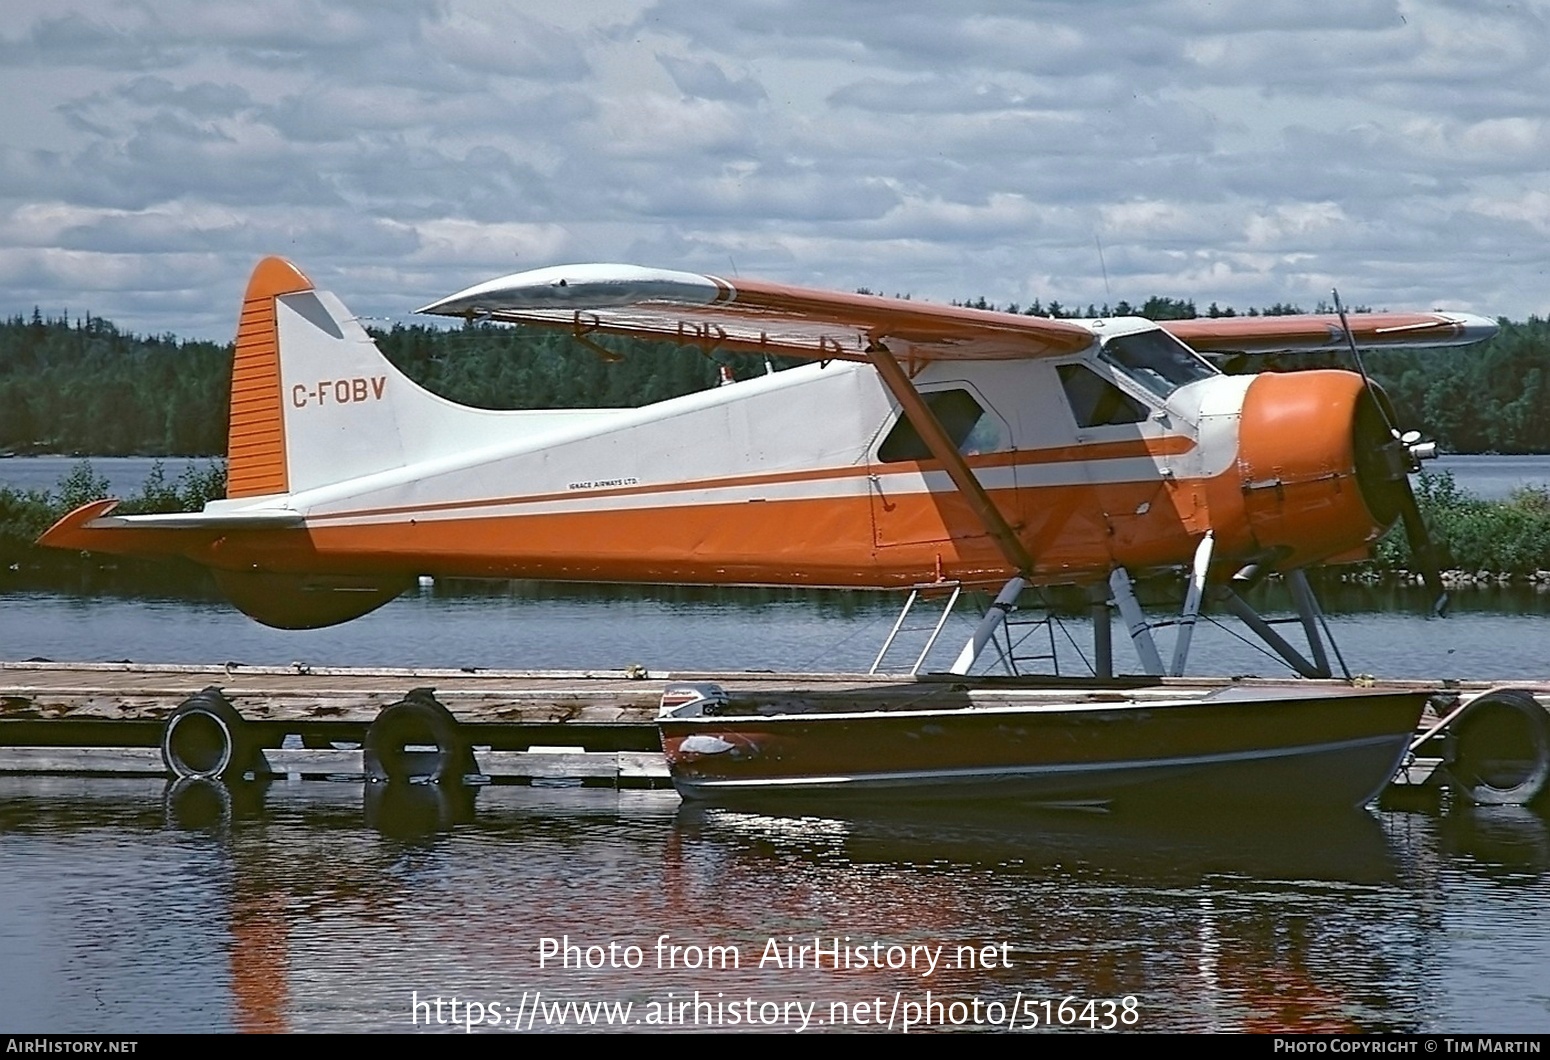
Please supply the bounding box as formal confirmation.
[1441,311,1499,345]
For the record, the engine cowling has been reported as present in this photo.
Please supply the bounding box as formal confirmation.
[1234,369,1407,568]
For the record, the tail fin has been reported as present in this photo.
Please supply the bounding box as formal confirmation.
[230,255,420,498]
[228,256,442,499]
[226,256,605,500]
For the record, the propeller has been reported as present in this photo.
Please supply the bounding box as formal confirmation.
[1332,290,1449,617]
[1396,474,1448,616]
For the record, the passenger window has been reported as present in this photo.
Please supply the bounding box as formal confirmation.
[877,389,1005,462]
[1058,365,1150,428]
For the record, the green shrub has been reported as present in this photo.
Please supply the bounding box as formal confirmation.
[0,458,226,565]
[1376,473,1550,574]
[117,459,227,515]
[0,485,59,562]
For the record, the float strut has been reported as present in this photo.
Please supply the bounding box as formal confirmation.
[1213,586,1333,679]
[1090,584,1113,679]
[1110,567,1164,676]
[1285,569,1335,679]
[1170,532,1214,677]
[949,577,1027,675]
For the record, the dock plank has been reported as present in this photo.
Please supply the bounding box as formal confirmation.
[0,744,672,783]
[0,661,939,729]
[0,747,167,775]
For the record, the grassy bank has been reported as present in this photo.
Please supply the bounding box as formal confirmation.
[3,462,1548,585]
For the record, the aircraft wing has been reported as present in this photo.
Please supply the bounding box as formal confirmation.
[1162,312,1497,354]
[419,263,1496,359]
[418,264,1096,362]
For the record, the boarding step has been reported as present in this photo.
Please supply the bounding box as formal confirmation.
[993,605,1064,677]
[869,582,964,676]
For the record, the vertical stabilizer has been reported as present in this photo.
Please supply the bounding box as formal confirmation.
[227,257,312,498]
[223,256,424,499]
[223,255,626,503]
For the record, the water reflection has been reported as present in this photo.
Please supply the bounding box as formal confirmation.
[666,801,1411,1033]
[1435,804,1550,878]
[362,781,479,840]
[673,800,1401,886]
[163,775,239,832]
[3,776,1548,1033]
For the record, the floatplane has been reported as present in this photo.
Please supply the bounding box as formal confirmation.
[39,256,1516,807]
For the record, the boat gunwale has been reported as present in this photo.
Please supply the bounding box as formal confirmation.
[657,686,1434,726]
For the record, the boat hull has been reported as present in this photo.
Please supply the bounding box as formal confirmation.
[658,685,1430,810]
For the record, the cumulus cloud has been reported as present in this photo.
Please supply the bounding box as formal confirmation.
[657,55,766,104]
[0,0,1545,338]
[422,11,593,81]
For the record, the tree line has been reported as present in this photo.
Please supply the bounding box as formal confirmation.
[2,301,1547,455]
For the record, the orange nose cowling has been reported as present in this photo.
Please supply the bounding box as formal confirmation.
[1235,369,1395,567]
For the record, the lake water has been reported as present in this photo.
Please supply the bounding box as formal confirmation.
[3,455,1550,1034]
[2,577,1548,681]
[1,586,1549,1035]
[1434,454,1550,500]
[1,775,1548,1034]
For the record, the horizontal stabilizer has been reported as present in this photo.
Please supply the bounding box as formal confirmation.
[37,499,302,557]
[39,501,403,630]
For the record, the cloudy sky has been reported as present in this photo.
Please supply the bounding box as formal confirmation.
[2,0,1547,339]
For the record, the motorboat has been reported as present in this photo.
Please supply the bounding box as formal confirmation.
[657,681,1432,809]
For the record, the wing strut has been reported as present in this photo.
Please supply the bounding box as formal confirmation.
[864,344,1035,576]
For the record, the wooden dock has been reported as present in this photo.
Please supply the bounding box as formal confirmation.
[2,661,1547,801]
[0,660,980,786]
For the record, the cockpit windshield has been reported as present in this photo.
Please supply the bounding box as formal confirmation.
[1098,329,1218,400]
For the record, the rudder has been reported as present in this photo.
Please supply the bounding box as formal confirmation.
[227,257,312,498]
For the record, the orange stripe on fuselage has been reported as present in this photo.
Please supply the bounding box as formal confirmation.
[53,441,1377,590]
[53,368,1396,588]
[300,435,1198,525]
[204,469,1219,587]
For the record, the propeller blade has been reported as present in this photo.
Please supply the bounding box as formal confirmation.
[1332,288,1448,617]
[1397,480,1449,617]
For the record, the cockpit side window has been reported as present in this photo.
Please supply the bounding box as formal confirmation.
[877,388,1006,462]
[1099,329,1218,400]
[1058,364,1150,428]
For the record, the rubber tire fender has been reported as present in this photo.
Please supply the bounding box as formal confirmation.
[1443,689,1550,806]
[161,687,253,781]
[363,688,474,784]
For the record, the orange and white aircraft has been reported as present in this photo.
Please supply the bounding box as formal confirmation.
[40,256,1494,676]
